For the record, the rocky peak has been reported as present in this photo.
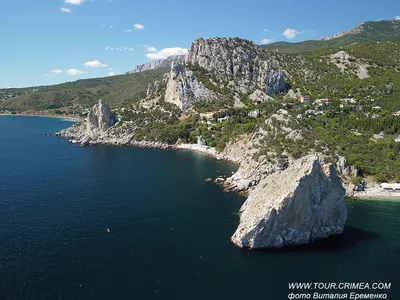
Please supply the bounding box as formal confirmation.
[186,37,259,76]
[56,100,119,146]
[185,37,288,95]
[86,99,118,137]
[148,37,289,111]
[231,155,347,249]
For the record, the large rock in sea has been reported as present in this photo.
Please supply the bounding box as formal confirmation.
[231,155,347,249]
[86,99,118,137]
[57,100,120,145]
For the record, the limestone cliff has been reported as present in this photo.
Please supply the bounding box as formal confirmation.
[57,100,124,146]
[164,63,220,110]
[231,155,347,249]
[186,38,287,95]
[155,37,289,111]
[86,100,118,137]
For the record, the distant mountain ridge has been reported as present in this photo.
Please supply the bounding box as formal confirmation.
[319,22,365,41]
[264,19,400,53]
[126,55,185,74]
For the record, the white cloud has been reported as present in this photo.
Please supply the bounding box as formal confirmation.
[84,60,107,68]
[60,7,71,13]
[260,38,274,45]
[146,47,188,60]
[395,15,400,20]
[64,0,85,5]
[134,23,144,30]
[108,68,113,71]
[51,70,62,74]
[123,28,132,33]
[108,72,116,76]
[264,29,268,32]
[105,46,134,52]
[106,46,123,51]
[146,46,157,52]
[66,69,84,75]
[101,24,116,29]
[283,28,298,39]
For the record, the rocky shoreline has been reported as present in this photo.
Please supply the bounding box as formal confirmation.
[53,101,400,202]
[60,133,239,163]
[56,128,400,201]
[348,185,400,199]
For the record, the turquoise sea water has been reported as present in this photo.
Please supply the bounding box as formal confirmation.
[0,116,399,299]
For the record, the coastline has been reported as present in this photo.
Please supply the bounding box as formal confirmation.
[175,143,239,164]
[63,136,239,165]
[60,133,400,199]
[348,185,400,199]
[54,112,399,200]
[0,113,82,122]
[348,196,400,202]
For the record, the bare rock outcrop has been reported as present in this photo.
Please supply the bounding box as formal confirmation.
[86,100,118,137]
[231,155,347,249]
[186,37,288,95]
[330,51,369,79]
[57,100,123,146]
[164,63,220,110]
[160,37,289,111]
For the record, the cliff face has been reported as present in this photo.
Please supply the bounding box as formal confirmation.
[86,100,118,137]
[58,100,124,145]
[158,37,288,111]
[127,55,185,74]
[231,155,347,249]
[164,63,220,110]
[186,38,287,94]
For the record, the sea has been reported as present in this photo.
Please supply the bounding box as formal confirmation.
[0,116,399,299]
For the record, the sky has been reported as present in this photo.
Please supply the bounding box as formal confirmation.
[0,0,399,88]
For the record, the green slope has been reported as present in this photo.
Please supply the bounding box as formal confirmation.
[0,67,169,114]
[263,20,400,53]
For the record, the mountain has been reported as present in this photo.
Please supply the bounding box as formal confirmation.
[161,37,288,110]
[263,19,400,53]
[126,55,185,74]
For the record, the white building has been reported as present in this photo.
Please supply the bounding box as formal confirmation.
[380,183,400,191]
[217,116,230,123]
[248,109,260,118]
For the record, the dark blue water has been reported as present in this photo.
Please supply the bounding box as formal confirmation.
[0,116,399,299]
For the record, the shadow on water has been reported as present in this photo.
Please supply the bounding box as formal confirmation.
[251,226,380,254]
